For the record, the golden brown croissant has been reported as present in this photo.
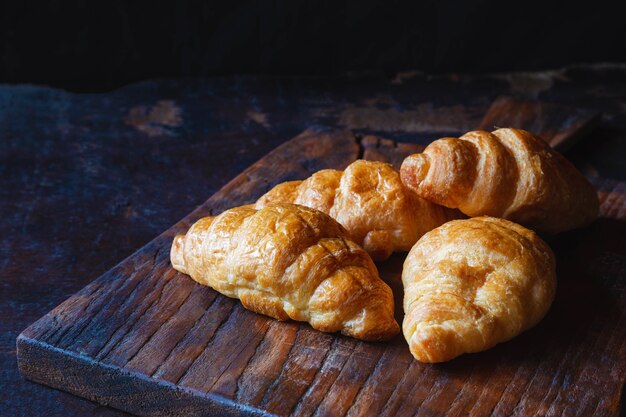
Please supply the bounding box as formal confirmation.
[400,128,599,234]
[255,160,456,261]
[170,203,400,341]
[402,216,556,363]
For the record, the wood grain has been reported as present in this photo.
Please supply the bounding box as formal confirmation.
[16,111,626,416]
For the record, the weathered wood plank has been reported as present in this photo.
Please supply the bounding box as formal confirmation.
[16,116,626,417]
[153,296,238,383]
[125,284,218,376]
[258,329,336,416]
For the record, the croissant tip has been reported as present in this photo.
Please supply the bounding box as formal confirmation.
[341,301,401,342]
[170,234,187,274]
[408,326,460,363]
[400,153,429,190]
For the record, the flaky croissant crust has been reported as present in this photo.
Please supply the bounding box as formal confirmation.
[171,203,400,341]
[400,128,599,234]
[402,216,557,363]
[255,159,455,260]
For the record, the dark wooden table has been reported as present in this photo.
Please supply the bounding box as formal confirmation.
[2,65,626,416]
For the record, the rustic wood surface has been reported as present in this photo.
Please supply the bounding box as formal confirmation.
[3,65,626,416]
[16,104,626,416]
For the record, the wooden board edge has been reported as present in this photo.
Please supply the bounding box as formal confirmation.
[550,112,602,152]
[478,96,602,152]
[16,334,274,417]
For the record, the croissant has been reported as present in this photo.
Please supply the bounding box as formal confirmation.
[255,160,456,261]
[170,203,400,341]
[400,128,599,234]
[402,216,556,363]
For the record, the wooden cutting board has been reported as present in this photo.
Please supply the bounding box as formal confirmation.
[17,99,626,417]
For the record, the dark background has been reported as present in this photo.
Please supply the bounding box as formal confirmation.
[1,0,625,92]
